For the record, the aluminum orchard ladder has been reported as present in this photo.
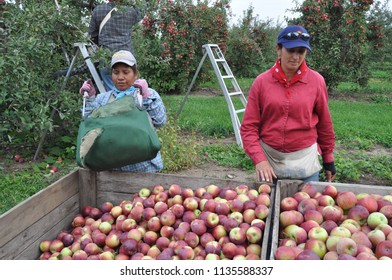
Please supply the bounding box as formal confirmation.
[67,42,106,94]
[177,44,247,147]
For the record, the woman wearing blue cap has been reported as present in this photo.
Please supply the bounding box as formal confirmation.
[240,25,337,184]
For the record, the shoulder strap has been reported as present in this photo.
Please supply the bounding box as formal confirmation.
[99,7,117,36]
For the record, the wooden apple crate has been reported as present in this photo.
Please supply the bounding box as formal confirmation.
[0,168,275,260]
[269,180,392,260]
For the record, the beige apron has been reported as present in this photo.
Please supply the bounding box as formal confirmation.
[260,141,322,179]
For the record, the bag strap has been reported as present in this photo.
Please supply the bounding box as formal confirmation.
[99,7,117,36]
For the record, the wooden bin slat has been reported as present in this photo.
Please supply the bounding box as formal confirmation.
[0,170,79,251]
[269,180,392,260]
[1,194,79,260]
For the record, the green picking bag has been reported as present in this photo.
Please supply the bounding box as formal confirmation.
[76,95,161,171]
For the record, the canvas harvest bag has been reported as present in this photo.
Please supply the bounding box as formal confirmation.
[76,95,161,171]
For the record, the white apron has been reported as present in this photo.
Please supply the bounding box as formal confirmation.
[260,141,322,179]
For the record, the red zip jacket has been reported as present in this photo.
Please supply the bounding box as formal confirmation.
[240,65,335,166]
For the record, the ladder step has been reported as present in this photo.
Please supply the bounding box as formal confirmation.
[228,91,244,97]
[215,59,226,62]
[221,75,234,79]
[235,108,246,114]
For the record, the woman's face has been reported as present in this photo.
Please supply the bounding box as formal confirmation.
[112,63,138,91]
[277,46,307,74]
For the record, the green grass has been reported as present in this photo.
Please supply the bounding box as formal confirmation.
[330,101,392,148]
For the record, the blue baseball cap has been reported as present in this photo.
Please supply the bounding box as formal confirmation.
[277,25,312,51]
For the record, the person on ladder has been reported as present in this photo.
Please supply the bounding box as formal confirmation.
[88,0,145,91]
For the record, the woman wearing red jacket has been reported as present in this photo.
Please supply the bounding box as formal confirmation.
[240,25,336,184]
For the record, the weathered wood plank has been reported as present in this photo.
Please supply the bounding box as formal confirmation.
[0,194,79,260]
[78,168,97,211]
[0,170,79,249]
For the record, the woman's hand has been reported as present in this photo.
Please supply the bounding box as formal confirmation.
[79,80,96,97]
[256,160,277,182]
[134,79,150,98]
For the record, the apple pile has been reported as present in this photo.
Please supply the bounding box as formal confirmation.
[274,183,392,260]
[39,183,272,260]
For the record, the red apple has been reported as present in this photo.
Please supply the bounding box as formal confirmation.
[215,202,230,216]
[157,211,174,227]
[280,197,299,211]
[295,249,320,260]
[282,224,307,244]
[155,191,168,203]
[190,219,207,236]
[322,185,338,198]
[351,231,372,248]
[100,201,114,213]
[72,249,88,260]
[336,191,357,210]
[297,198,318,214]
[322,205,342,223]
[99,251,115,260]
[246,226,262,244]
[205,211,220,228]
[235,184,249,195]
[321,220,338,234]
[177,245,195,260]
[303,209,323,224]
[357,195,378,213]
[279,210,303,227]
[251,219,266,231]
[143,230,159,245]
[317,195,335,207]
[206,184,220,198]
[300,220,320,233]
[323,251,339,260]
[183,197,198,211]
[347,205,370,225]
[255,193,271,207]
[304,238,327,259]
[168,184,182,197]
[368,228,386,247]
[203,199,217,212]
[379,205,392,219]
[293,191,311,203]
[336,237,358,256]
[211,224,227,240]
[375,240,392,259]
[308,226,328,242]
[181,188,195,199]
[221,242,237,259]
[301,183,318,198]
[254,204,269,220]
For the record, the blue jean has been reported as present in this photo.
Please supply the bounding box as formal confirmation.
[99,67,116,92]
[302,172,320,183]
[272,172,320,185]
